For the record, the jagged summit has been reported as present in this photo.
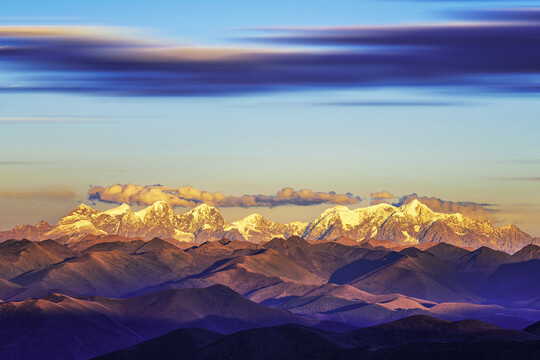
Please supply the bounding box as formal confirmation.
[180,203,223,222]
[316,205,360,227]
[185,203,221,218]
[399,199,432,216]
[150,200,169,207]
[143,200,172,214]
[103,203,131,216]
[74,203,94,211]
[0,200,535,253]
[240,213,264,221]
[399,199,434,218]
[191,203,215,211]
[67,203,99,217]
[320,205,353,214]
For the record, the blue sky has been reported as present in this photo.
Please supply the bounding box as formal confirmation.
[0,0,539,235]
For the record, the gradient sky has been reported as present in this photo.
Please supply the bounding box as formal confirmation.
[0,0,539,235]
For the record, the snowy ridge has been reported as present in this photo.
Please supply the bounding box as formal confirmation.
[0,200,535,253]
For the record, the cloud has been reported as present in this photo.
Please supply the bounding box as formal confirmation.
[88,184,361,208]
[0,161,42,165]
[0,189,76,199]
[370,190,396,206]
[393,193,497,222]
[496,177,540,181]
[371,190,395,199]
[0,117,107,122]
[0,8,540,96]
[318,101,469,107]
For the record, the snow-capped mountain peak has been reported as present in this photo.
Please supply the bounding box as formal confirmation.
[318,205,360,228]
[0,199,534,253]
[235,213,263,223]
[135,201,172,222]
[176,203,227,237]
[186,203,219,218]
[69,203,99,216]
[103,203,132,216]
[399,199,434,218]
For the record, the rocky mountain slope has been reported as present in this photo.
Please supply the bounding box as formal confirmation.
[0,236,539,360]
[2,237,540,328]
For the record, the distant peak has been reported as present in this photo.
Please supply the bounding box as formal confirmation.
[190,203,218,213]
[400,199,433,216]
[103,203,132,215]
[68,203,98,216]
[232,213,264,226]
[321,205,352,216]
[144,201,173,213]
[150,200,169,208]
[180,203,223,224]
[75,203,94,210]
[368,202,396,209]
[406,198,422,208]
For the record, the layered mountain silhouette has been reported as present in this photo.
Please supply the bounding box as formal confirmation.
[1,199,536,253]
[0,285,341,360]
[0,231,539,359]
[0,236,539,328]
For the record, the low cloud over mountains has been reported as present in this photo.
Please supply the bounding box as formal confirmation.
[88,184,361,208]
[394,193,497,222]
[370,190,396,205]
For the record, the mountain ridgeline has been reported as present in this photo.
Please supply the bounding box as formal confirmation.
[0,200,535,253]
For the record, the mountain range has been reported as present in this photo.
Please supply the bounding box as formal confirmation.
[0,199,536,253]
[1,200,539,359]
[0,233,539,359]
[1,236,539,321]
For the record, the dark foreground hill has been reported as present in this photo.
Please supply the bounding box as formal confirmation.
[95,315,540,360]
[0,285,342,360]
[2,237,540,330]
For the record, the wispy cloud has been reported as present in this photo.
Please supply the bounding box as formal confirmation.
[493,159,540,165]
[496,177,540,181]
[0,189,76,199]
[370,190,396,205]
[88,184,361,208]
[318,101,469,107]
[0,7,539,96]
[371,191,395,199]
[0,117,108,123]
[0,161,46,165]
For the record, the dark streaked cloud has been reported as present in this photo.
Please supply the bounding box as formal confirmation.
[394,193,497,222]
[318,101,469,107]
[88,184,361,208]
[461,8,540,21]
[0,7,539,97]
